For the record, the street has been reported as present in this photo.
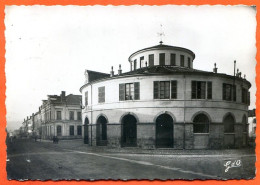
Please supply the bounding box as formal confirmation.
[6,138,256,180]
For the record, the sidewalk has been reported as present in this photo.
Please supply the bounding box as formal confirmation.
[38,138,256,156]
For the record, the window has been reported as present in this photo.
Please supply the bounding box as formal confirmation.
[77,112,82,121]
[149,54,154,66]
[140,56,144,68]
[159,53,165,65]
[85,91,88,106]
[77,125,82,135]
[191,81,206,99]
[188,57,191,68]
[69,111,74,120]
[207,82,212,99]
[193,114,209,133]
[125,83,134,100]
[170,54,176,66]
[98,86,105,103]
[242,88,249,104]
[56,111,61,120]
[119,82,140,101]
[134,59,137,70]
[180,55,185,67]
[69,125,74,136]
[223,83,236,101]
[154,81,174,99]
[171,81,177,99]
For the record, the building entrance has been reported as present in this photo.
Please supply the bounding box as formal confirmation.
[122,115,137,147]
[84,117,89,144]
[96,116,107,146]
[156,114,173,148]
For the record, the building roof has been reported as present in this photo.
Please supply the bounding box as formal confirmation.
[80,65,251,92]
[86,70,110,83]
[128,44,196,61]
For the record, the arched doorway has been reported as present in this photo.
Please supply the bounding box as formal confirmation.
[56,125,62,137]
[156,114,173,148]
[96,116,108,146]
[121,114,137,147]
[223,114,235,148]
[84,117,89,144]
[193,113,210,149]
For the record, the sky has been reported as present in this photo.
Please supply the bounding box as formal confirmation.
[4,5,257,131]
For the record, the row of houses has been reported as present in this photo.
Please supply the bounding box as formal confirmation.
[18,91,82,140]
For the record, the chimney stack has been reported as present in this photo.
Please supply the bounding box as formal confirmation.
[213,63,218,73]
[61,91,66,102]
[110,66,114,77]
[118,64,122,75]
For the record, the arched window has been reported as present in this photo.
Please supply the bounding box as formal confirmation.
[193,113,210,133]
[224,114,235,133]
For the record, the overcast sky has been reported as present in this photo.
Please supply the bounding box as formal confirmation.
[5,5,256,131]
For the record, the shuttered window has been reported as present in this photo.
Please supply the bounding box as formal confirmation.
[134,82,140,100]
[191,81,209,99]
[154,81,175,99]
[149,54,154,66]
[85,91,88,106]
[188,57,191,68]
[171,81,177,99]
[223,83,234,101]
[98,86,105,103]
[181,55,185,67]
[119,82,140,101]
[119,84,125,101]
[242,87,249,104]
[134,59,137,70]
[159,53,165,66]
[170,54,176,66]
[207,82,212,99]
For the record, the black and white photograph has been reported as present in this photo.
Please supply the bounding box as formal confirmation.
[5,5,256,180]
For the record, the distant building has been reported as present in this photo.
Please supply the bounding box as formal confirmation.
[248,109,256,138]
[21,91,82,140]
[80,42,251,149]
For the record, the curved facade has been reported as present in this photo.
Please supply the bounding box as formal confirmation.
[80,43,251,149]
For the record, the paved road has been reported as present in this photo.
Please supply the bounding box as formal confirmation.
[6,139,256,180]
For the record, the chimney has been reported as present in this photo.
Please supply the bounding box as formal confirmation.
[118,64,122,75]
[236,69,239,77]
[244,74,246,79]
[110,66,114,77]
[213,63,218,73]
[61,91,66,102]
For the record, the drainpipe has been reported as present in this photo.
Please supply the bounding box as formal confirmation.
[91,83,93,146]
[183,74,186,149]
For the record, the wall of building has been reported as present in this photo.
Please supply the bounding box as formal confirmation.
[129,49,194,69]
[81,73,250,149]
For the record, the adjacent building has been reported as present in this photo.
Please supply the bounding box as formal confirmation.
[80,42,251,149]
[20,91,82,140]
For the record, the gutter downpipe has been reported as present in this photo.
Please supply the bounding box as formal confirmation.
[183,74,186,149]
[90,83,93,146]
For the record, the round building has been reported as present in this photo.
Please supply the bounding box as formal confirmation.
[80,42,250,149]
